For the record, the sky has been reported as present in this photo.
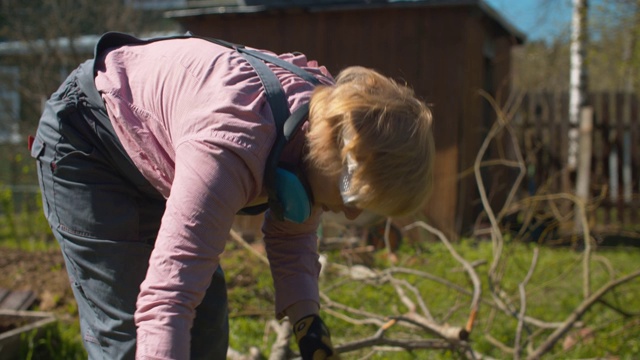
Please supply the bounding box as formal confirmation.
[484,0,574,42]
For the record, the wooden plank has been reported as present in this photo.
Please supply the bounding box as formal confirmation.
[616,92,626,224]
[0,289,36,311]
[0,289,9,306]
[540,92,551,184]
[592,92,605,195]
[531,92,543,192]
[607,92,619,223]
[621,92,631,225]
[598,92,610,224]
[0,310,57,358]
[604,92,614,224]
[630,94,639,223]
[552,91,564,192]
[559,91,571,194]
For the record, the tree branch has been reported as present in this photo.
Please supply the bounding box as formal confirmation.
[268,319,294,360]
[403,221,482,333]
[514,247,539,360]
[527,268,640,359]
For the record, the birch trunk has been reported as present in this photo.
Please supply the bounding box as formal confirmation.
[570,0,590,233]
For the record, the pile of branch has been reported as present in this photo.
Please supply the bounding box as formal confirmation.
[227,90,640,359]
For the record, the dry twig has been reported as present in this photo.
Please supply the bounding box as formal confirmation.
[224,88,639,360]
[403,221,482,333]
[268,319,294,360]
[514,247,539,360]
[527,268,640,359]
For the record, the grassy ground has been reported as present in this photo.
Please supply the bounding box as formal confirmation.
[222,237,640,359]
[1,209,639,359]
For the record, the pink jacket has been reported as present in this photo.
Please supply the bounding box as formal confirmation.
[94,37,333,359]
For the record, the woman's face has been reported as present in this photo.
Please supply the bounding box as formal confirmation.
[305,160,363,220]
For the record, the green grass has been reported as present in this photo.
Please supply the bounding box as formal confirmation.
[2,237,639,359]
[221,239,640,359]
[2,143,639,357]
[0,148,54,250]
[1,184,639,359]
[0,192,55,250]
[18,321,86,360]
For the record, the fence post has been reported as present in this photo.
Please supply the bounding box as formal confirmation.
[575,106,593,233]
[622,92,632,226]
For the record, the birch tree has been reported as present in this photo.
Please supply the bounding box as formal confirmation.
[569,0,592,232]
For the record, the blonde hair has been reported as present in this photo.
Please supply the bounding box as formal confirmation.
[306,66,434,217]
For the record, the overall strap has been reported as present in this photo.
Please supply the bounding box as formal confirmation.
[235,51,291,217]
[239,50,291,136]
[94,31,321,131]
[186,33,321,218]
[187,34,322,86]
[93,31,320,218]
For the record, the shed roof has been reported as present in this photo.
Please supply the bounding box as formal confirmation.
[166,0,526,43]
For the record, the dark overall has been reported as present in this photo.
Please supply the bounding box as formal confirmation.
[31,38,228,359]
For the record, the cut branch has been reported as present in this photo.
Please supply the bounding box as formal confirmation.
[527,269,640,359]
[514,247,539,360]
[403,221,482,333]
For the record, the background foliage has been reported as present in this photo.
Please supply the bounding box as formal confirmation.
[0,1,638,359]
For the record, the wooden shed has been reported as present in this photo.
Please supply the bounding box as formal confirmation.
[166,0,525,237]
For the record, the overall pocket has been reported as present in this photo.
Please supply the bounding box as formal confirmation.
[51,143,143,242]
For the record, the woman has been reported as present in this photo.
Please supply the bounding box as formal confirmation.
[31,32,434,359]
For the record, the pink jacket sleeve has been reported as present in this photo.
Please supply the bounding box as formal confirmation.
[135,137,258,358]
[262,207,323,319]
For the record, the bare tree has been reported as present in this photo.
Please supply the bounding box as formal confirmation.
[0,0,176,133]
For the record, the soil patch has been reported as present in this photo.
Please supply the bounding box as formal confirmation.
[0,314,30,333]
[0,247,75,316]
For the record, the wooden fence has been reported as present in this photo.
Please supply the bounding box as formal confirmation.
[516,92,639,234]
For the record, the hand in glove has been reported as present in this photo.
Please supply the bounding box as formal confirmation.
[294,314,340,360]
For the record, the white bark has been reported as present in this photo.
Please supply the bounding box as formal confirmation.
[575,106,593,233]
[570,0,591,233]
[568,0,589,171]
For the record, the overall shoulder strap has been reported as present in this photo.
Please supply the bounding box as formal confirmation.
[94,31,319,219]
[188,33,321,220]
[94,32,193,59]
[187,33,322,86]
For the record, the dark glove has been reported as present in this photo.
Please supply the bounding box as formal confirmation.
[294,314,340,360]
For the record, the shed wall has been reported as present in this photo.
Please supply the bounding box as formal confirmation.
[178,5,515,236]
